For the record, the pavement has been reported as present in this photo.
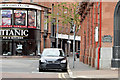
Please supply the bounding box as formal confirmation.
[67,55,119,80]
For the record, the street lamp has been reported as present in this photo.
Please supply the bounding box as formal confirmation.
[70,18,76,68]
[56,12,59,48]
[73,24,76,68]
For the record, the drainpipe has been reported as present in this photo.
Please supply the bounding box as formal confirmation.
[97,1,102,70]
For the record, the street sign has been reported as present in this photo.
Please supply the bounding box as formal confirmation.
[102,35,112,43]
[95,27,98,42]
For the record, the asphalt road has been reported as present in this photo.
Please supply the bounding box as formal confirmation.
[1,58,117,80]
[1,58,70,79]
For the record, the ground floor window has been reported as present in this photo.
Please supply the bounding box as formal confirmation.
[2,40,38,56]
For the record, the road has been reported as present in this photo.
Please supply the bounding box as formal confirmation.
[1,58,71,79]
[1,57,116,80]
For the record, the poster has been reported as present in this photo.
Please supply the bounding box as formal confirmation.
[2,10,12,25]
[28,10,36,28]
[37,11,41,29]
[2,18,11,25]
[14,10,27,26]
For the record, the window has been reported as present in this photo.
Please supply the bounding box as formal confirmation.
[28,10,36,28]
[30,0,33,2]
[2,10,12,27]
[14,10,27,27]
[17,0,22,2]
[51,18,56,37]
[52,4,54,13]
[4,0,9,2]
[0,10,2,26]
[37,10,41,29]
[44,9,48,30]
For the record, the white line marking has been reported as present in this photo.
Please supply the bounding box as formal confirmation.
[32,71,62,74]
[67,63,73,78]
[2,72,29,73]
[37,68,39,70]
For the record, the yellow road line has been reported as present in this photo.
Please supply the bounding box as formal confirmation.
[62,73,66,78]
[58,73,62,79]
[58,73,67,80]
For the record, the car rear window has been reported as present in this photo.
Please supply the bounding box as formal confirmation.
[42,49,65,57]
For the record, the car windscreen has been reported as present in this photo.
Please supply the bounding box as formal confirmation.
[42,49,64,57]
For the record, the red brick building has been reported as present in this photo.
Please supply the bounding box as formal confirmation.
[78,2,120,69]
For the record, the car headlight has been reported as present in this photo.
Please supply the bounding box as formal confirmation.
[61,59,67,63]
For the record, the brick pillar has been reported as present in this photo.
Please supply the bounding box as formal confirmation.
[92,4,95,67]
[40,10,44,53]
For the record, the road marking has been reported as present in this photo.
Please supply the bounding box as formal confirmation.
[62,73,66,78]
[2,72,29,73]
[32,71,63,74]
[58,73,67,80]
[37,68,39,70]
[77,76,88,78]
[67,63,73,78]
[58,73,62,78]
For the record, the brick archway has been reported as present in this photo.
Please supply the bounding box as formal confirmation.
[112,1,120,68]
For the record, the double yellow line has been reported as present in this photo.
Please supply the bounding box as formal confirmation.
[58,73,67,80]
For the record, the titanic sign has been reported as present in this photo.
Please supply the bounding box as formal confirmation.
[0,28,28,39]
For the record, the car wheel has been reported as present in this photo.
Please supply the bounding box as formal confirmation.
[39,68,43,72]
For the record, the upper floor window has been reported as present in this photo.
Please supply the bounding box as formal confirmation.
[51,18,56,37]
[44,9,48,30]
[3,0,9,2]
[37,10,41,29]
[0,10,1,26]
[2,10,12,26]
[14,10,27,27]
[52,4,54,13]
[28,10,36,28]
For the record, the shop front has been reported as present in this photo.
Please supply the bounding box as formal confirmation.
[0,3,42,56]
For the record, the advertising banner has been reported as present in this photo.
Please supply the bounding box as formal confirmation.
[28,10,36,28]
[37,11,41,29]
[14,10,27,28]
[1,10,13,27]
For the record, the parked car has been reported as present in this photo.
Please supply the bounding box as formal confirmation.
[39,48,67,72]
[76,50,80,58]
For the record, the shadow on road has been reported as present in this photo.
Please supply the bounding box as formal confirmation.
[39,69,67,73]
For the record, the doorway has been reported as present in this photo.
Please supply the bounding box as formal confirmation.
[112,1,120,68]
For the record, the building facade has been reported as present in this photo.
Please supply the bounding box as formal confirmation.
[52,2,81,54]
[0,1,52,56]
[0,1,81,56]
[78,2,120,69]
